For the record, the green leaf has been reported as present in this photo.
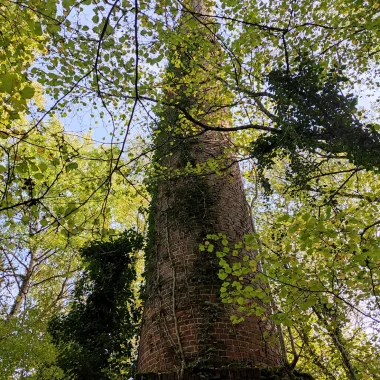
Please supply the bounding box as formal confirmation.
[281,318,293,327]
[15,163,28,173]
[66,162,78,171]
[20,86,35,99]
[237,297,245,305]
[39,163,48,172]
[245,234,255,245]
[21,215,30,224]
[0,73,18,93]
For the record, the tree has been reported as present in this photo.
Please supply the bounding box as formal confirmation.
[254,156,380,379]
[0,119,147,378]
[214,155,380,379]
[1,0,380,378]
[49,230,143,380]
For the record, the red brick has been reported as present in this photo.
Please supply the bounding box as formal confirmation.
[137,131,281,373]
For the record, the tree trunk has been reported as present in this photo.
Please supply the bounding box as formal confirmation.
[7,250,35,319]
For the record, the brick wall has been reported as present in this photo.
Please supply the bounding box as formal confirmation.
[137,131,282,374]
[135,367,313,380]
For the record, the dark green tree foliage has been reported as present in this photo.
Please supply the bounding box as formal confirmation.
[252,59,380,183]
[49,230,144,379]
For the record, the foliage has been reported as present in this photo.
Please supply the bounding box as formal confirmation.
[49,230,144,379]
[207,154,380,378]
[0,1,47,126]
[0,119,146,378]
[252,58,380,185]
[0,309,64,379]
[1,0,380,379]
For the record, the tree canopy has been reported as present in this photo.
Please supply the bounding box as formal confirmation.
[0,0,380,379]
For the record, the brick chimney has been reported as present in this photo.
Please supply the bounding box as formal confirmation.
[137,1,282,378]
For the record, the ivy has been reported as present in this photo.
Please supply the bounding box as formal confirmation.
[252,58,380,190]
[49,230,144,380]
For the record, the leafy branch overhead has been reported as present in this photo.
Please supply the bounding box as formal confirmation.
[1,0,380,379]
[252,58,380,181]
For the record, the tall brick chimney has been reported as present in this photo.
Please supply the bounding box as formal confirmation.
[137,1,282,378]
